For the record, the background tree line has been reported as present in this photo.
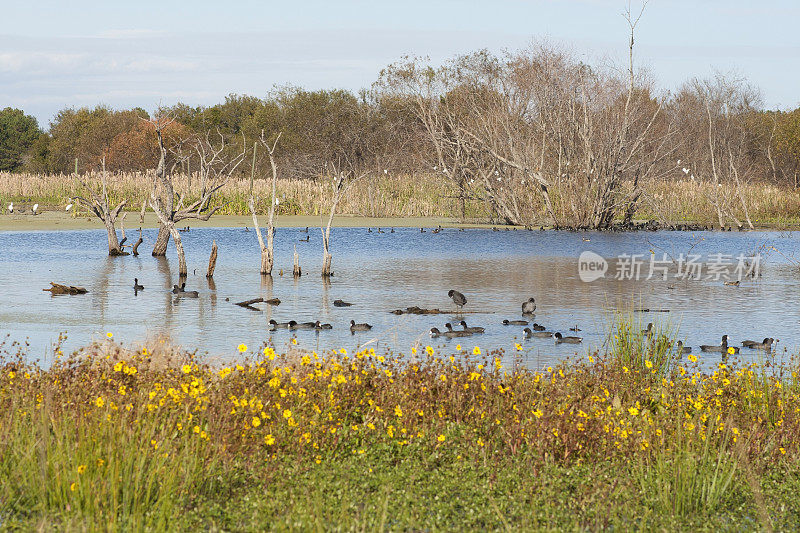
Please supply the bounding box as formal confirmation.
[1,44,799,227]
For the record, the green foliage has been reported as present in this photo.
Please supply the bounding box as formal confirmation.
[634,423,740,516]
[0,107,40,171]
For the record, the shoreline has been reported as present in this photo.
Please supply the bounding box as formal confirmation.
[2,210,800,232]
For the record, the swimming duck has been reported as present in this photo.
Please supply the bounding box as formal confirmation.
[333,299,353,307]
[642,323,653,335]
[555,332,582,344]
[522,298,536,315]
[350,320,372,332]
[314,321,333,330]
[133,278,144,291]
[458,320,484,334]
[532,323,546,331]
[676,341,691,354]
[523,327,552,338]
[503,319,528,326]
[742,338,773,350]
[268,319,294,330]
[700,335,729,353]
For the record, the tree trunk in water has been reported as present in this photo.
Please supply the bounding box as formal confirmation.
[206,240,218,278]
[322,251,332,277]
[152,224,170,256]
[105,218,125,255]
[293,245,301,277]
[261,247,273,276]
[168,225,187,277]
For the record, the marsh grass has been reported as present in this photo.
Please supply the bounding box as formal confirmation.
[3,171,800,225]
[634,419,739,516]
[606,310,680,378]
[1,325,799,529]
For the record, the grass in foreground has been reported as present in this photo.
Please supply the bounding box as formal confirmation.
[1,328,799,530]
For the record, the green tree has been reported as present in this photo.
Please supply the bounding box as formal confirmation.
[0,108,40,171]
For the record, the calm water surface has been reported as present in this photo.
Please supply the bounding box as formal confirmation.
[1,226,799,368]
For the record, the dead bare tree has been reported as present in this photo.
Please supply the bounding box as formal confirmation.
[150,123,245,257]
[72,156,128,255]
[248,132,282,275]
[674,75,760,229]
[149,114,245,275]
[321,163,370,277]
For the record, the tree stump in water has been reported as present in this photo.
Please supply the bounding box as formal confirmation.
[43,282,88,295]
[207,240,218,278]
[293,245,301,277]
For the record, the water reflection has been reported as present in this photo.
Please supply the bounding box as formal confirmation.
[0,227,798,369]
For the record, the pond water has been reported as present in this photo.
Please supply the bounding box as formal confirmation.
[1,226,799,369]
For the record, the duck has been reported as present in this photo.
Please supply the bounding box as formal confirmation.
[555,332,582,344]
[700,335,729,353]
[133,278,144,291]
[458,320,484,334]
[268,319,294,330]
[532,323,546,331]
[503,319,528,326]
[430,327,443,338]
[171,284,182,294]
[293,321,317,330]
[314,321,333,330]
[350,320,372,332]
[333,299,353,307]
[299,235,310,242]
[448,289,467,312]
[523,327,552,338]
[570,325,582,332]
[522,297,536,315]
[676,341,691,354]
[642,323,653,335]
[723,280,740,286]
[176,283,198,298]
[742,337,773,350]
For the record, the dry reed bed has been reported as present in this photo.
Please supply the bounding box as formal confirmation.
[1,171,799,224]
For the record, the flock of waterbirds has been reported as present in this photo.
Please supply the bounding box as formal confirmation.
[640,324,776,355]
[131,277,777,353]
[430,292,583,344]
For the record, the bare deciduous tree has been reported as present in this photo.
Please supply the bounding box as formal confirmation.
[248,132,282,275]
[321,163,369,277]
[72,156,128,255]
[149,114,245,275]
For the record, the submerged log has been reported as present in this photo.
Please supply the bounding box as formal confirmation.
[43,282,88,295]
[234,297,281,311]
[390,306,444,315]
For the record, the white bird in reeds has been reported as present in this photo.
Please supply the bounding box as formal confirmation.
[32,204,38,215]
[7,202,13,213]
[383,169,388,174]
[66,203,73,211]
[682,167,690,174]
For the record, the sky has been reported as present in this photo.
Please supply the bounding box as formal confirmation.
[2,0,799,128]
